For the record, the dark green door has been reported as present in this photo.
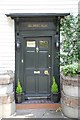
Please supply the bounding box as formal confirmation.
[24,37,51,97]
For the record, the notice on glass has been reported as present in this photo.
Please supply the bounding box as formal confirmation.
[27,41,35,47]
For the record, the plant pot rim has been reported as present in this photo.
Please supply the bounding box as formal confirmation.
[16,93,24,95]
[60,72,78,79]
[51,92,60,94]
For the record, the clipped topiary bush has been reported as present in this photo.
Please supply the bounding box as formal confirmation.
[16,80,23,94]
[51,77,58,93]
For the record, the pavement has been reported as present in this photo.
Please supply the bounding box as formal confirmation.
[8,109,68,118]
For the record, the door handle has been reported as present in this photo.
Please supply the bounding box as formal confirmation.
[36,46,39,53]
[34,71,40,74]
[44,70,49,75]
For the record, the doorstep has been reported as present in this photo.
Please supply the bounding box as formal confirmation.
[16,103,61,110]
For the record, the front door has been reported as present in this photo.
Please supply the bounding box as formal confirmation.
[23,37,51,97]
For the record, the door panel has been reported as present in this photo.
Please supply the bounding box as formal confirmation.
[25,51,36,68]
[38,51,48,68]
[38,75,49,93]
[26,75,36,94]
[24,37,51,97]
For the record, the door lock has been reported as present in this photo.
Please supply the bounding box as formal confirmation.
[49,67,51,69]
[21,59,23,63]
[48,55,50,57]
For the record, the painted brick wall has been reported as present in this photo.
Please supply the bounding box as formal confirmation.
[0,0,78,72]
[0,14,15,71]
[78,1,80,14]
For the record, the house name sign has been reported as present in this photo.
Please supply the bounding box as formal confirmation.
[28,24,48,28]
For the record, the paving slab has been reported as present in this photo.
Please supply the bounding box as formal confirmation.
[8,109,65,118]
[42,109,64,118]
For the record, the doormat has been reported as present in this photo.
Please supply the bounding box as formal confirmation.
[23,99,54,104]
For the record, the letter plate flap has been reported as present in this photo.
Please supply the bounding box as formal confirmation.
[34,71,40,74]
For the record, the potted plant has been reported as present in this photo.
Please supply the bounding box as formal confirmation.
[16,80,23,103]
[51,77,60,103]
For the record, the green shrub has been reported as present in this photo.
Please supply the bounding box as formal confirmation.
[16,80,23,94]
[61,63,78,77]
[51,77,58,93]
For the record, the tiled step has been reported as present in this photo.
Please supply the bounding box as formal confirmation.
[16,103,61,110]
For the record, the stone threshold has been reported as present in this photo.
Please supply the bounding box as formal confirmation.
[16,103,61,110]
